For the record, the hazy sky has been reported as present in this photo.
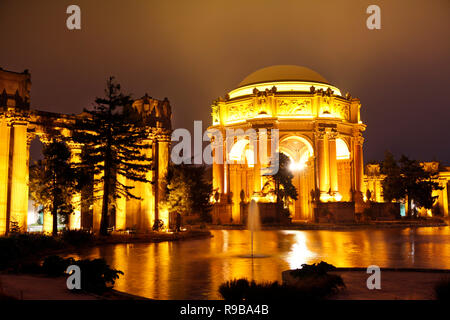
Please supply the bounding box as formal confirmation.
[1,0,449,163]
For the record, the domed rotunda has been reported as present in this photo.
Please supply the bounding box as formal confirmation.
[209,65,366,223]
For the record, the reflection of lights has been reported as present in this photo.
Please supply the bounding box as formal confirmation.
[334,192,342,202]
[283,230,316,269]
[222,230,229,251]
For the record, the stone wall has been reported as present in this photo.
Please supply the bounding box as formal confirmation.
[316,202,355,223]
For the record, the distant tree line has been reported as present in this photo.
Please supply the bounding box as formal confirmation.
[380,151,443,218]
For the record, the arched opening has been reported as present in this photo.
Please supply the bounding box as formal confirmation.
[336,138,350,160]
[228,138,255,167]
[279,136,315,221]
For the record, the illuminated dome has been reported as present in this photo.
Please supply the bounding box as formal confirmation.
[229,65,341,99]
[238,65,330,87]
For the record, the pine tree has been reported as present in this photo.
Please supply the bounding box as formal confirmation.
[72,77,153,235]
[29,141,77,236]
[162,164,212,223]
[265,153,298,219]
[381,152,442,217]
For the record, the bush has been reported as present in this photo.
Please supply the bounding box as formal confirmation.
[289,261,337,278]
[42,255,75,277]
[219,262,345,301]
[61,229,94,246]
[219,279,250,301]
[0,234,63,270]
[152,219,165,231]
[40,255,123,294]
[435,277,450,300]
[76,258,124,293]
[219,278,343,301]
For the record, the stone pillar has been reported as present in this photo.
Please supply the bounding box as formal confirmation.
[9,118,29,232]
[328,131,340,200]
[212,136,224,194]
[0,117,11,235]
[439,181,448,217]
[252,134,261,197]
[69,143,82,230]
[354,135,364,195]
[42,209,53,234]
[92,168,103,234]
[317,131,330,200]
[115,172,127,231]
[140,138,154,231]
[157,138,170,228]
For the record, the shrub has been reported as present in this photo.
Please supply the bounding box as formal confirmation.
[219,278,342,301]
[435,277,450,300]
[152,219,165,231]
[40,255,123,294]
[219,279,250,301]
[289,261,337,278]
[42,255,75,277]
[72,258,123,293]
[61,229,94,246]
[0,234,63,270]
[219,262,345,301]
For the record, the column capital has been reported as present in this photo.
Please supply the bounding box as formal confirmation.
[328,130,338,140]
[316,129,326,140]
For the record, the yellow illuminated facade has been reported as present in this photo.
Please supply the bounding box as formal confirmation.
[0,69,171,235]
[364,163,449,217]
[209,65,366,223]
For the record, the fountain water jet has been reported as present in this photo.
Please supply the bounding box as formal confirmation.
[248,199,261,258]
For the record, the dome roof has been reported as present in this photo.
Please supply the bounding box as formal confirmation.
[238,65,329,87]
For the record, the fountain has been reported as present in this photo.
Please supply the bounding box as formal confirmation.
[248,199,261,258]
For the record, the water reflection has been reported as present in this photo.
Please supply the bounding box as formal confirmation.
[70,227,450,299]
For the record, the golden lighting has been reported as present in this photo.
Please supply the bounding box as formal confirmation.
[336,138,350,160]
[228,81,342,99]
[283,230,316,269]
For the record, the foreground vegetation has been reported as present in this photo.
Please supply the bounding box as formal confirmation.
[435,277,450,300]
[219,262,345,301]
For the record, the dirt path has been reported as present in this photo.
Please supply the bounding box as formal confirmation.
[331,270,450,300]
[0,274,99,300]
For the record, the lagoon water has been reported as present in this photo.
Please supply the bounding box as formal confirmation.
[71,227,450,299]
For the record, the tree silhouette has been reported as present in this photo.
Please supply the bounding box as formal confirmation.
[381,151,442,217]
[29,141,77,236]
[265,153,298,219]
[72,77,153,235]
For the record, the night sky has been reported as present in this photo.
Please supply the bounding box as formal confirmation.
[1,0,449,164]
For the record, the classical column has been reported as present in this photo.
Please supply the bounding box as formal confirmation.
[42,209,53,233]
[92,166,103,234]
[156,138,170,227]
[317,130,330,201]
[212,136,224,194]
[0,117,11,235]
[353,133,364,202]
[68,142,82,230]
[115,172,127,231]
[9,118,29,232]
[252,132,261,197]
[328,131,340,200]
